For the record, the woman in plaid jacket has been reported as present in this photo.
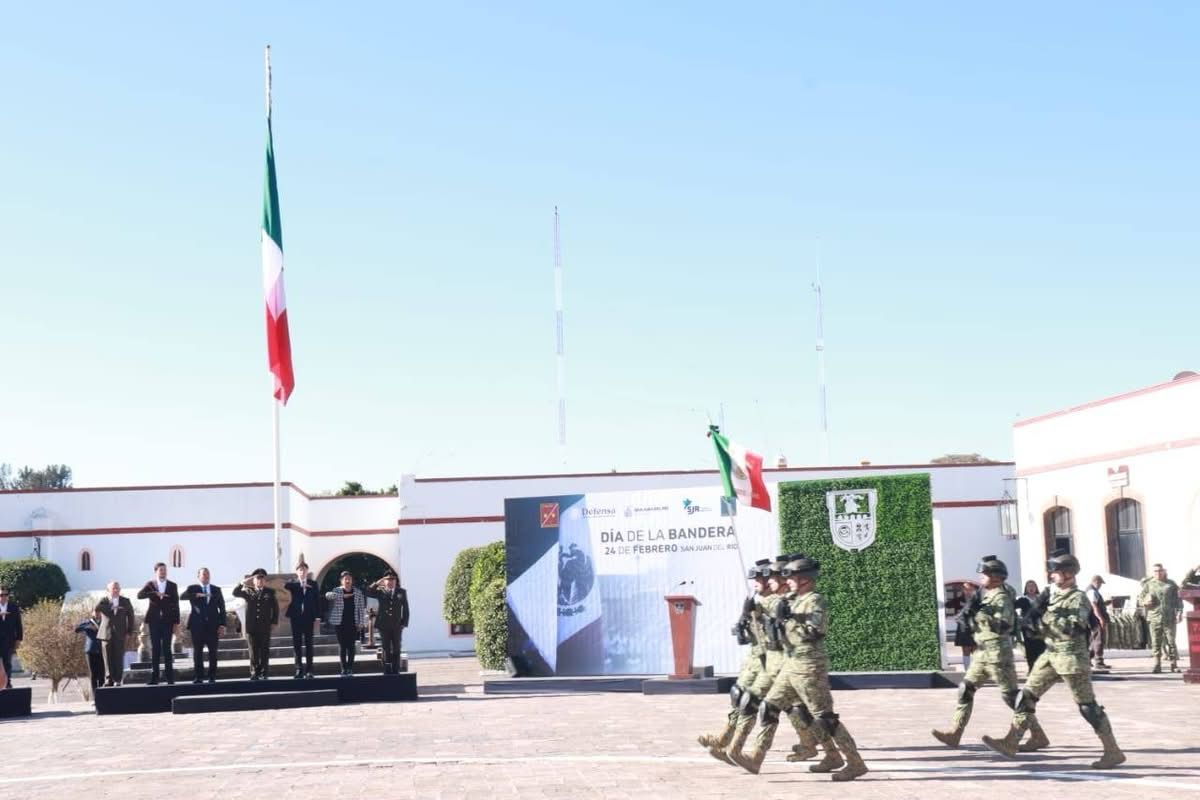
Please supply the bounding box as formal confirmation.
[325,572,366,676]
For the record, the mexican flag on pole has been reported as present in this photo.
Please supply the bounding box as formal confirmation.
[709,425,771,511]
[262,98,294,405]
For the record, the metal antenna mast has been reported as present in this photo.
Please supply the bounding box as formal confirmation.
[814,246,830,465]
[554,207,567,466]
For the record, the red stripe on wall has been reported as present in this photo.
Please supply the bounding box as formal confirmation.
[0,522,398,539]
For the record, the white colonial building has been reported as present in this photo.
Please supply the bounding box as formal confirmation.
[1013,371,1200,603]
[0,461,1016,654]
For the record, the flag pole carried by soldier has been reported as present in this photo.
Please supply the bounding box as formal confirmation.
[932,555,1049,752]
[730,554,868,782]
[982,549,1125,770]
[1138,563,1183,673]
[706,555,818,768]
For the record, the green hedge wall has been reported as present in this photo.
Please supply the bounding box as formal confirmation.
[0,559,70,607]
[470,576,509,670]
[443,546,485,625]
[470,541,505,594]
[778,473,940,671]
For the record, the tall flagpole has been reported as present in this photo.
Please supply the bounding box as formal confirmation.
[554,207,567,468]
[266,45,282,574]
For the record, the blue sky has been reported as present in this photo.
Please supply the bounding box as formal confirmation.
[2,3,1198,491]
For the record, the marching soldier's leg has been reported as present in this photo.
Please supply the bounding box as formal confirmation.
[716,691,759,764]
[785,703,819,762]
[797,679,845,775]
[719,652,779,764]
[983,657,1058,758]
[1066,674,1126,769]
[933,658,987,747]
[699,683,746,750]
[999,660,1049,753]
[732,677,796,774]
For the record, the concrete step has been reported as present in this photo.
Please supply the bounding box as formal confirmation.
[123,654,407,684]
[96,673,419,714]
[172,689,339,714]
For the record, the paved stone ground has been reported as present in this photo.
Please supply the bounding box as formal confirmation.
[2,654,1197,799]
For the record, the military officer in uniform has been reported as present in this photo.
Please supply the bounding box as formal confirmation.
[233,568,279,680]
[933,556,1049,751]
[983,549,1125,769]
[731,555,868,782]
[698,558,772,756]
[1138,563,1183,673]
[713,555,817,767]
[365,570,410,674]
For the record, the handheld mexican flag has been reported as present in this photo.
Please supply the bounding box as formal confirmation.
[262,47,294,406]
[709,425,771,512]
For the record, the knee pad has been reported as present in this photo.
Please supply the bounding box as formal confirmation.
[729,684,745,709]
[957,680,977,705]
[790,703,815,726]
[1078,702,1106,732]
[739,691,761,716]
[758,701,782,726]
[1015,689,1039,715]
[818,711,840,736]
[1002,690,1019,710]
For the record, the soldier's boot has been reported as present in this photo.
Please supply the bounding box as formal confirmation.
[807,742,845,774]
[1151,655,1162,674]
[931,727,963,748]
[981,726,1022,759]
[1017,719,1050,753]
[1170,660,1180,673]
[1091,730,1126,770]
[829,724,869,783]
[731,722,778,775]
[786,718,819,762]
[714,713,755,765]
[698,710,738,750]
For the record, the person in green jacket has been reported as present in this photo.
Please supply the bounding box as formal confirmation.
[1138,564,1183,673]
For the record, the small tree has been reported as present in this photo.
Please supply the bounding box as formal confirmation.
[443,546,485,626]
[19,599,89,702]
[0,559,70,607]
[470,577,508,670]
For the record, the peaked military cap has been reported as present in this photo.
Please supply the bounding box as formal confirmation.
[250,568,268,578]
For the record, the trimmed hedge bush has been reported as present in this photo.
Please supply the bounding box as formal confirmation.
[470,541,505,595]
[470,576,508,670]
[443,546,485,625]
[778,474,941,671]
[0,558,70,607]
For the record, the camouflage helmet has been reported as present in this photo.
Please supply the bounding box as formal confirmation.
[780,555,820,579]
[1046,549,1081,575]
[747,558,771,579]
[976,554,1008,578]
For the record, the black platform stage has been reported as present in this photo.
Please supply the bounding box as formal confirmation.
[95,673,418,715]
[484,670,961,695]
[173,689,340,714]
[0,687,32,719]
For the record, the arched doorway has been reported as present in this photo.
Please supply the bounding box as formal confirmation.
[317,552,397,592]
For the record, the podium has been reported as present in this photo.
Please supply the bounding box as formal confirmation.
[1183,589,1200,685]
[664,594,701,679]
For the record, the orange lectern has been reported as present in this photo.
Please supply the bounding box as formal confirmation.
[1183,589,1200,685]
[665,594,701,679]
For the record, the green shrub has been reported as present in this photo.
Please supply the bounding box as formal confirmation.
[470,541,505,594]
[443,546,485,625]
[0,558,70,607]
[778,474,940,671]
[470,576,508,670]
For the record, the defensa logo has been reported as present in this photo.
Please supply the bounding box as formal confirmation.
[825,489,878,551]
[540,503,560,528]
[557,543,594,617]
[581,506,616,518]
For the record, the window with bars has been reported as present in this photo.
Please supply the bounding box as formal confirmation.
[1042,506,1072,557]
[1106,499,1146,580]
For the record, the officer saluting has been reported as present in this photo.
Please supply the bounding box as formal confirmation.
[365,570,410,675]
[233,568,279,680]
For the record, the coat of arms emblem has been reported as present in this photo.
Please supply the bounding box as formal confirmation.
[825,489,878,551]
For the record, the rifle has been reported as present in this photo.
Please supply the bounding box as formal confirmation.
[730,596,755,644]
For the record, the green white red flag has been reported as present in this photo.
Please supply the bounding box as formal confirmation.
[709,425,771,511]
[262,98,294,405]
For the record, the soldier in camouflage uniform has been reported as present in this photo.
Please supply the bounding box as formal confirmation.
[983,550,1125,770]
[698,558,772,754]
[1138,563,1183,673]
[731,556,868,782]
[932,556,1049,751]
[712,555,817,766]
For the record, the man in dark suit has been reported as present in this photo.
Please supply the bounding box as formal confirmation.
[95,582,136,686]
[137,562,181,684]
[182,567,226,683]
[233,568,278,680]
[283,561,322,679]
[0,585,23,688]
[366,571,409,675]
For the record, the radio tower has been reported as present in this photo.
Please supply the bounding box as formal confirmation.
[554,207,567,467]
[814,257,830,465]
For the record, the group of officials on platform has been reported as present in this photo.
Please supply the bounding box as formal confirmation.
[80,561,408,687]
